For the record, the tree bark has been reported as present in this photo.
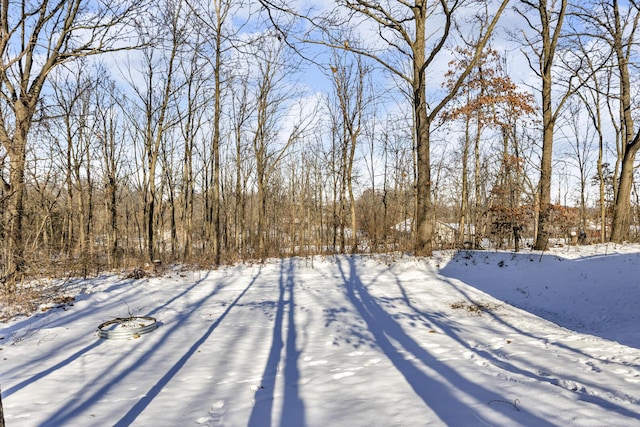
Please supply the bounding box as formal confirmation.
[532,0,567,250]
[5,100,31,286]
[609,0,640,242]
[413,7,433,256]
[611,133,640,241]
[211,22,223,265]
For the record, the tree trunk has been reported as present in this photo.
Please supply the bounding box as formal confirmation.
[234,118,243,257]
[474,112,482,248]
[414,12,433,256]
[5,102,30,287]
[146,148,158,262]
[348,158,357,253]
[84,133,94,264]
[598,143,606,243]
[183,115,194,260]
[534,118,555,250]
[611,147,639,241]
[609,0,640,242]
[257,173,267,258]
[459,118,470,247]
[211,37,222,265]
[339,138,347,253]
[533,0,566,250]
[106,117,119,267]
[64,115,75,257]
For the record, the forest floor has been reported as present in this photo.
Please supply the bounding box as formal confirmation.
[2,244,640,426]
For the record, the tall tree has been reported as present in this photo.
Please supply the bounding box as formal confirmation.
[517,0,571,250]
[176,32,208,262]
[49,62,99,264]
[125,0,184,262]
[561,100,595,234]
[0,0,140,287]
[580,72,609,242]
[188,0,250,264]
[95,74,125,267]
[327,50,371,253]
[575,0,640,242]
[248,36,310,258]
[259,0,510,256]
[228,72,253,259]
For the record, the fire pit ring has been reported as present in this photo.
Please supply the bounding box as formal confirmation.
[97,316,157,340]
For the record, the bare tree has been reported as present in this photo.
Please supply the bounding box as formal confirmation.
[569,29,611,242]
[191,0,227,264]
[575,0,640,242]
[176,34,209,262]
[228,72,254,259]
[561,100,595,233]
[49,61,100,270]
[516,0,573,250]
[248,36,312,258]
[186,0,255,264]
[259,0,510,256]
[0,0,140,288]
[124,0,185,262]
[95,74,125,267]
[326,49,372,253]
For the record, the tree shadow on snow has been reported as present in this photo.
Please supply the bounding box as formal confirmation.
[109,271,260,427]
[438,250,640,349]
[335,256,552,426]
[3,276,154,400]
[248,258,305,427]
[393,264,640,422]
[38,271,257,427]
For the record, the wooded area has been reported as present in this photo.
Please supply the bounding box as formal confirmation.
[1,0,639,290]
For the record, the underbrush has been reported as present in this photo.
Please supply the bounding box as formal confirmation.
[450,300,500,314]
[0,280,72,322]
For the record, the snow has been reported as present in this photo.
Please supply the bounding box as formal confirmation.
[2,244,640,426]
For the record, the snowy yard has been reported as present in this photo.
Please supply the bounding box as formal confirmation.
[2,245,640,426]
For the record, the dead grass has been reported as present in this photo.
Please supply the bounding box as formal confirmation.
[450,300,500,315]
[0,281,69,322]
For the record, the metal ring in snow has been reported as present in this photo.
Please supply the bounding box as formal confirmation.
[96,316,157,340]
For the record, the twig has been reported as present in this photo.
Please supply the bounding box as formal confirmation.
[10,324,39,345]
[488,398,520,412]
[119,298,134,318]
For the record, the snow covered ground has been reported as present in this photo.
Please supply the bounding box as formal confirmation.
[2,244,640,426]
